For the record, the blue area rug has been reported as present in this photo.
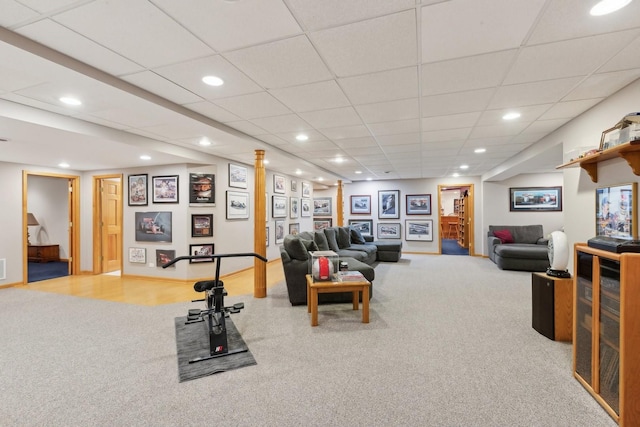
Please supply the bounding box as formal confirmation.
[442,239,469,255]
[28,261,69,282]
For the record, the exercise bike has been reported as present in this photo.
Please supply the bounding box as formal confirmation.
[163,252,267,364]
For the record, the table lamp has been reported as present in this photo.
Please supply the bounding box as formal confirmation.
[27,213,39,245]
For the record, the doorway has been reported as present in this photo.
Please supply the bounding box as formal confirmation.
[438,184,474,256]
[23,171,80,283]
[93,175,123,275]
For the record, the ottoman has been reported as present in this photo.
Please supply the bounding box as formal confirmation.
[369,241,403,262]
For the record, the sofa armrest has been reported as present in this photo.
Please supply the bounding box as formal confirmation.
[536,238,549,245]
[487,236,501,262]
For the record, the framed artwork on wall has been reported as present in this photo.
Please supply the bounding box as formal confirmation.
[405,219,433,241]
[272,195,287,218]
[135,211,172,242]
[378,190,399,219]
[152,175,179,203]
[273,174,285,194]
[155,249,176,267]
[289,223,300,235]
[128,174,148,206]
[189,243,214,263]
[226,191,250,219]
[302,182,311,198]
[313,197,332,216]
[509,186,562,212]
[191,214,213,237]
[348,219,373,237]
[229,163,248,189]
[128,247,146,263]
[596,182,637,238]
[301,198,311,217]
[266,226,270,247]
[189,173,214,206]
[290,197,299,219]
[291,179,297,193]
[377,223,401,239]
[406,194,431,215]
[350,195,371,214]
[314,218,332,231]
[275,220,285,244]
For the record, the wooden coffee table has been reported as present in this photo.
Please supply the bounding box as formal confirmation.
[305,274,371,326]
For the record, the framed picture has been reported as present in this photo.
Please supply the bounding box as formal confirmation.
[599,124,625,151]
[273,174,285,194]
[272,195,287,218]
[275,220,285,244]
[291,179,297,192]
[290,197,299,219]
[135,211,172,242]
[156,249,176,267]
[266,226,270,247]
[301,198,311,217]
[128,174,148,206]
[509,186,562,212]
[350,195,371,214]
[405,219,433,241]
[313,197,332,216]
[128,247,146,263]
[226,191,250,220]
[229,163,248,189]
[377,223,401,239]
[596,182,637,238]
[189,173,214,205]
[379,190,399,219]
[191,214,213,237]
[349,219,373,237]
[406,194,431,215]
[152,175,179,203]
[189,243,214,263]
[289,222,300,235]
[302,181,311,197]
[314,218,332,231]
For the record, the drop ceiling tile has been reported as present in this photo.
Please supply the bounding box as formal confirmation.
[539,99,602,121]
[355,98,419,123]
[422,88,493,117]
[422,112,481,131]
[421,0,546,63]
[224,36,332,89]
[422,50,516,96]
[255,134,288,146]
[53,0,214,68]
[368,119,420,136]
[276,129,328,143]
[311,10,417,77]
[600,36,640,72]
[477,104,552,126]
[299,106,363,128]
[469,123,528,139]
[564,70,640,101]
[0,1,39,26]
[250,114,313,134]
[270,80,350,112]
[376,133,421,145]
[213,92,291,120]
[381,143,421,154]
[339,66,418,105]
[333,136,379,148]
[224,121,269,136]
[14,0,81,12]
[504,30,640,85]
[488,77,582,110]
[521,118,569,135]
[183,101,242,123]
[319,125,372,140]
[422,128,471,143]
[122,71,203,105]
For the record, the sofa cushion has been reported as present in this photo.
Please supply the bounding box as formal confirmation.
[337,226,351,249]
[494,244,548,260]
[493,229,514,244]
[313,231,330,251]
[324,227,340,252]
[350,227,366,244]
[489,225,543,245]
[283,235,309,261]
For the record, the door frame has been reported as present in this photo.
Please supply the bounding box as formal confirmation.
[92,174,123,275]
[23,171,80,284]
[437,184,475,256]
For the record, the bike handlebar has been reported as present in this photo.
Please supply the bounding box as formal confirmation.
[161,252,268,268]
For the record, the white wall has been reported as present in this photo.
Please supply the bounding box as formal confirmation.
[27,175,70,258]
[441,189,460,216]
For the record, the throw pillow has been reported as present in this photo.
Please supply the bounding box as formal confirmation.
[283,236,309,261]
[493,229,514,244]
[324,227,340,252]
[350,227,366,244]
[337,227,351,249]
[314,231,330,251]
[301,238,318,252]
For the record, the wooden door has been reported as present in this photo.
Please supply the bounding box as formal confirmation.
[101,179,122,273]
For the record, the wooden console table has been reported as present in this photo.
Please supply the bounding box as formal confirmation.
[28,244,60,263]
[306,274,371,326]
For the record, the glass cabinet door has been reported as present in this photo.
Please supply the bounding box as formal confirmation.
[598,258,621,415]
[575,251,593,385]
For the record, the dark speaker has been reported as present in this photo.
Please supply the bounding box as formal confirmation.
[532,273,555,340]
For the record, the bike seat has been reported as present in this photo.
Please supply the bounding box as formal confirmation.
[193,279,224,292]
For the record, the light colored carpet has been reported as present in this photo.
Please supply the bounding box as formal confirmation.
[0,254,616,426]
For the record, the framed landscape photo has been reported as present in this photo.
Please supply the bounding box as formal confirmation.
[228,163,248,189]
[191,214,213,237]
[313,197,332,216]
[135,211,172,242]
[189,243,214,263]
[128,247,146,263]
[290,197,299,219]
[350,195,371,214]
[275,220,285,244]
[349,219,373,237]
[273,174,286,194]
[406,194,431,215]
[314,218,332,231]
[301,198,311,217]
[189,173,214,205]
[405,219,433,241]
[509,186,562,212]
[377,223,401,239]
[128,174,148,206]
[272,195,287,218]
[152,175,179,203]
[302,181,311,198]
[226,191,250,220]
[596,182,637,238]
[379,190,399,219]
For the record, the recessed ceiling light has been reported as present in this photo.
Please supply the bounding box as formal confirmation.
[355,170,362,174]
[198,138,212,146]
[460,164,469,169]
[334,157,344,163]
[452,173,460,177]
[202,75,224,86]
[590,0,632,15]
[58,162,70,168]
[140,155,151,160]
[59,96,81,106]
[502,112,521,120]
[295,134,308,141]
[318,177,324,181]
[474,148,486,153]
[366,177,372,181]
[264,159,269,164]
[295,169,302,175]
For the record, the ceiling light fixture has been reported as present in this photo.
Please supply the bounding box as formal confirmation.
[140,155,151,160]
[590,0,632,15]
[59,96,82,106]
[198,138,212,146]
[460,164,469,169]
[474,148,487,153]
[263,159,269,164]
[58,162,70,168]
[334,157,344,163]
[318,177,324,181]
[295,134,308,141]
[202,75,224,86]
[502,112,521,120]
[355,170,362,174]
[453,173,460,177]
[366,177,372,181]
[295,169,302,175]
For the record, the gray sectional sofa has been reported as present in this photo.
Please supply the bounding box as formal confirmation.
[487,224,550,272]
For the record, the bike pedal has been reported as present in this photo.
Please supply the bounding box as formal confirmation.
[233,303,244,310]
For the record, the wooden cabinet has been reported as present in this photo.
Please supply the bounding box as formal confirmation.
[573,244,640,425]
[457,195,468,248]
[531,272,573,341]
[28,244,60,263]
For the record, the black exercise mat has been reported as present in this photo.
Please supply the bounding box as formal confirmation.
[174,315,256,382]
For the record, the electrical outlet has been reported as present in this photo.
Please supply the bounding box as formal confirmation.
[148,262,155,268]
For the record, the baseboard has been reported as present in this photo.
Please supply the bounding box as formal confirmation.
[0,281,24,289]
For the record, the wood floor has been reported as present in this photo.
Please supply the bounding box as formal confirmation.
[15,259,285,306]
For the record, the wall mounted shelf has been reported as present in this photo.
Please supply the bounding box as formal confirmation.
[556,140,640,183]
